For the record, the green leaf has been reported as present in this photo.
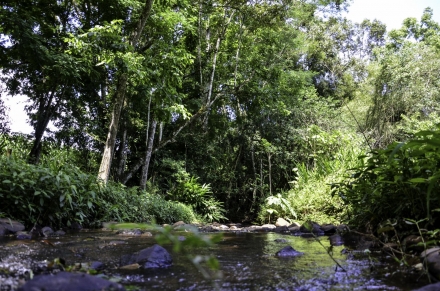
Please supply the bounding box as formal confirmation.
[409,178,426,183]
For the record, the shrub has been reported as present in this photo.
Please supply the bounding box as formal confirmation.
[332,126,440,230]
[0,151,198,228]
[167,171,227,222]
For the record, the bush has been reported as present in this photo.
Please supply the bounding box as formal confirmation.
[332,126,440,231]
[167,170,227,222]
[0,150,198,228]
[256,127,363,225]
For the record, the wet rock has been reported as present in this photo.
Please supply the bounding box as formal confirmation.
[275,218,290,227]
[421,247,440,280]
[173,221,186,227]
[300,221,324,235]
[42,226,54,237]
[274,226,289,233]
[69,222,83,230]
[276,246,304,257]
[16,232,32,240]
[54,230,66,236]
[0,218,25,234]
[329,234,344,246]
[17,271,126,291]
[0,225,7,236]
[120,244,172,268]
[320,224,337,235]
[289,222,301,227]
[274,238,289,243]
[289,226,301,235]
[261,224,276,230]
[414,282,440,291]
[90,261,105,271]
[247,225,262,231]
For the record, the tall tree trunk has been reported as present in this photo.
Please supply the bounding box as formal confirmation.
[28,87,63,164]
[140,119,157,190]
[98,73,128,182]
[97,0,154,183]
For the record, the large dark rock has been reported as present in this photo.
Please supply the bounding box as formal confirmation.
[276,246,304,257]
[120,244,172,268]
[17,271,126,291]
[0,218,25,234]
[320,224,337,235]
[421,247,440,281]
[300,220,324,235]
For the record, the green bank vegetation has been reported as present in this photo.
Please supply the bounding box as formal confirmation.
[1,0,440,239]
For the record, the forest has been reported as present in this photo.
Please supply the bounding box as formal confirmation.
[1,0,440,235]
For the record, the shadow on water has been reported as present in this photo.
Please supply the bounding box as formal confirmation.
[0,230,430,290]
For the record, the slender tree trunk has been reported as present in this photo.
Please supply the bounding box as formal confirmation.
[115,120,127,180]
[202,9,234,128]
[97,0,154,183]
[140,119,157,190]
[98,73,128,182]
[268,152,272,197]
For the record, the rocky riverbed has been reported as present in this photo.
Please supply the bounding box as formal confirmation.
[0,217,435,290]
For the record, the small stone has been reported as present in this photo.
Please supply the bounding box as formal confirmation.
[16,231,32,240]
[90,261,105,271]
[42,226,54,237]
[120,244,172,269]
[276,246,304,257]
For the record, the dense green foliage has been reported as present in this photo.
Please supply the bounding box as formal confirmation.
[333,127,440,231]
[0,134,198,227]
[2,0,440,233]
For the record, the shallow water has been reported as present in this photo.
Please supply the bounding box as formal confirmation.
[0,230,429,290]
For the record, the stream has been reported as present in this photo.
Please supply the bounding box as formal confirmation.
[0,229,429,290]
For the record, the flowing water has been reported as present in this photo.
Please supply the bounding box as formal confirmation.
[0,230,429,290]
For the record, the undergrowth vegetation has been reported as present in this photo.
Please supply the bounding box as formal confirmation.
[333,126,440,231]
[0,134,205,228]
[257,126,365,224]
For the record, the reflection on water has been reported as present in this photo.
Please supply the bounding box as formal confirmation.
[0,231,429,290]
